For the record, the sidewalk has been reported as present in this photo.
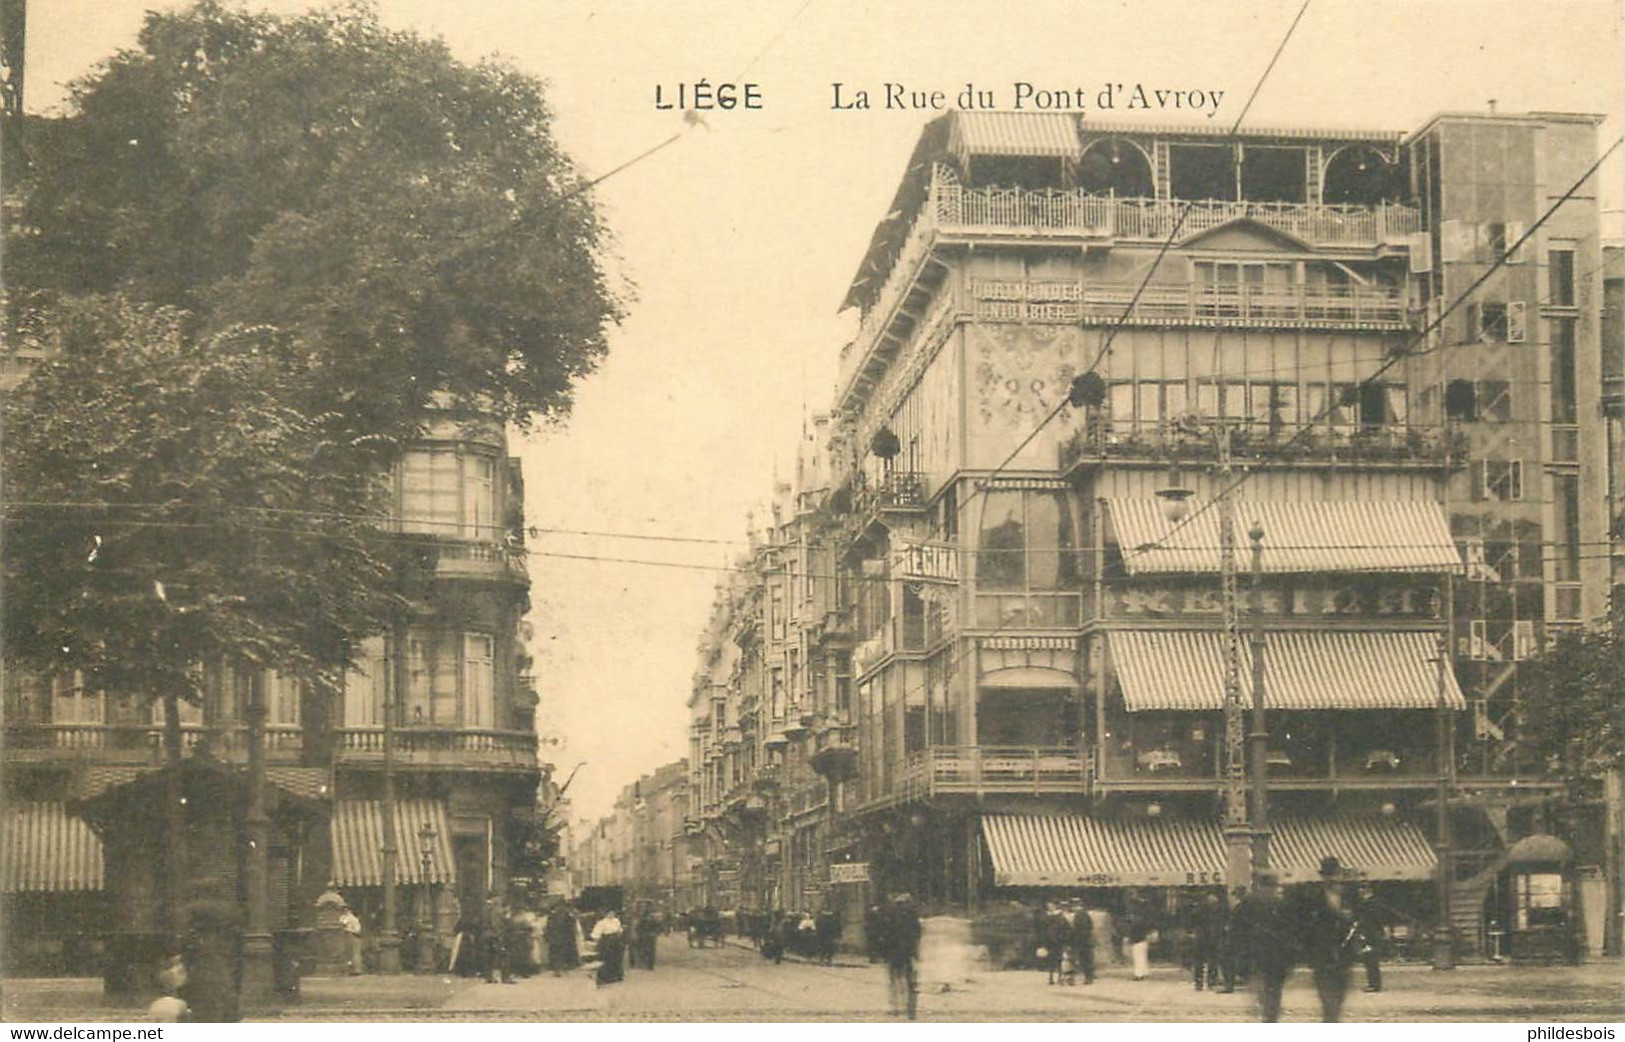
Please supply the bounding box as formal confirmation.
[1,972,474,1023]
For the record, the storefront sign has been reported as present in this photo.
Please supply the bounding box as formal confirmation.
[893,540,959,583]
[829,862,871,884]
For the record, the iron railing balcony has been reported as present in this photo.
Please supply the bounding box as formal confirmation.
[967,277,1411,331]
[1060,420,1467,475]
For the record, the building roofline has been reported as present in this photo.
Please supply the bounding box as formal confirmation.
[1403,110,1608,144]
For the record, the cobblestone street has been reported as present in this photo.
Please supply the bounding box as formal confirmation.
[6,938,1623,1022]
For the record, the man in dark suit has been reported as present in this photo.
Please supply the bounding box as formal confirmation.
[1239,871,1295,1022]
[1299,856,1361,1022]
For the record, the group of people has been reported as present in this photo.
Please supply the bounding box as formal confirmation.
[1025,857,1390,1022]
[749,908,842,965]
[1034,899,1096,985]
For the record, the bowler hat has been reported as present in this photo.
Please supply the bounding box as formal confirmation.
[1318,855,1345,879]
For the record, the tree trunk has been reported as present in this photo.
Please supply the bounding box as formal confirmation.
[163,689,187,941]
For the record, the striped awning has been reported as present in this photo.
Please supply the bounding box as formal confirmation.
[2,802,104,893]
[982,814,1437,887]
[1108,629,1465,711]
[982,814,1226,888]
[1269,817,1437,884]
[330,800,456,887]
[949,112,1083,162]
[1106,500,1463,575]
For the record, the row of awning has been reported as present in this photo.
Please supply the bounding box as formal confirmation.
[982,813,1437,888]
[2,799,458,894]
[1108,629,1466,711]
[1106,499,1463,576]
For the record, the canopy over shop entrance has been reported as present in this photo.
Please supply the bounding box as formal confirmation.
[981,814,1436,888]
[329,799,457,887]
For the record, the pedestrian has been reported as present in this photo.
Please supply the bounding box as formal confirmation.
[814,907,841,965]
[1125,892,1156,980]
[880,893,921,1020]
[1299,856,1360,1022]
[1068,900,1096,985]
[337,904,364,975]
[591,908,626,986]
[543,901,578,976]
[1241,871,1295,1022]
[1034,902,1062,984]
[483,896,515,984]
[1354,884,1386,993]
[632,906,661,970]
[1191,890,1224,991]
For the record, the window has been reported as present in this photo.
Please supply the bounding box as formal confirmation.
[1475,380,1513,423]
[1479,459,1524,502]
[1549,248,1576,307]
[50,673,103,724]
[1551,319,1578,424]
[267,671,301,726]
[400,447,500,540]
[344,637,388,727]
[463,634,495,728]
[1512,621,1538,662]
[1476,302,1509,341]
[1554,475,1581,582]
[974,490,1081,628]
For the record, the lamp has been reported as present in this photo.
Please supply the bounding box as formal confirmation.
[1155,485,1196,524]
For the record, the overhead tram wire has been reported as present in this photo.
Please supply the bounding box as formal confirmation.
[965,0,1315,495]
[1126,132,1625,564]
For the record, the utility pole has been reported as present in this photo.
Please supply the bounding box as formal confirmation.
[1248,524,1270,881]
[1216,428,1250,892]
[377,617,404,972]
[1433,576,1456,971]
[241,667,274,1001]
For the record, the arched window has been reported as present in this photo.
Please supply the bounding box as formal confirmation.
[1322,145,1406,205]
[1078,138,1154,197]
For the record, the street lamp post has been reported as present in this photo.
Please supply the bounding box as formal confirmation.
[417,822,437,973]
[1157,420,1251,893]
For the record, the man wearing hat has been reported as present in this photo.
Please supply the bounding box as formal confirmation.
[1300,855,1361,1022]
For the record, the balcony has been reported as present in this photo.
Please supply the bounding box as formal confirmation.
[839,164,1421,410]
[1060,421,1466,476]
[2,723,305,765]
[859,746,1090,809]
[336,727,538,772]
[810,721,859,781]
[934,181,1421,248]
[426,538,529,585]
[841,471,928,546]
[967,277,1410,331]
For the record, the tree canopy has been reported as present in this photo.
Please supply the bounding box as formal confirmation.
[1518,604,1625,793]
[4,1,625,694]
[11,0,624,440]
[3,298,400,700]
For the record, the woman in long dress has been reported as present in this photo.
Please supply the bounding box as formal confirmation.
[591,910,625,986]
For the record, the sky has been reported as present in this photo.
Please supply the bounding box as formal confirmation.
[24,0,1624,821]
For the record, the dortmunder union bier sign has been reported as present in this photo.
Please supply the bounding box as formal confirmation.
[893,540,958,584]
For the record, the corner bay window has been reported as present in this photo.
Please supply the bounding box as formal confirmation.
[343,630,498,728]
[974,490,1080,627]
[399,447,499,540]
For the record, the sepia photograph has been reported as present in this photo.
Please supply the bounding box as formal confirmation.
[2,0,1622,1026]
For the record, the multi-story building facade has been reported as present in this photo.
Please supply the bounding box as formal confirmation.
[567,760,691,909]
[1,412,545,976]
[689,109,1615,960]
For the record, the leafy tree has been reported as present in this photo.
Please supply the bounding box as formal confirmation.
[2,296,404,931]
[11,0,624,441]
[1518,604,1625,794]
